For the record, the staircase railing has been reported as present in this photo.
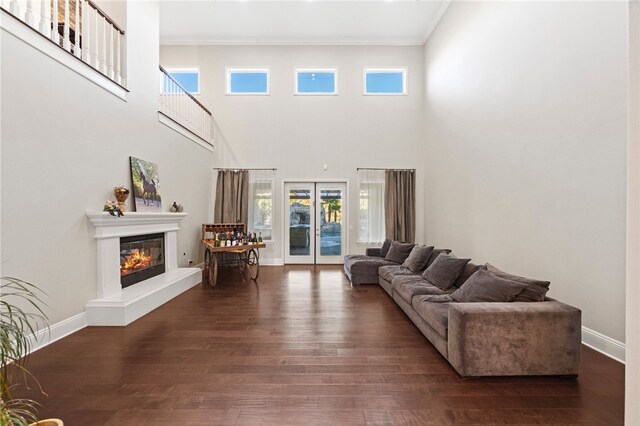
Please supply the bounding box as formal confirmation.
[2,0,126,86]
[159,65,212,143]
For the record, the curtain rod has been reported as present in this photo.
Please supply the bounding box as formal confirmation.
[213,168,277,171]
[357,168,415,171]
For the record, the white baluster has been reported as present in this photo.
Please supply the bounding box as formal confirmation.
[115,32,121,84]
[39,0,50,35]
[81,0,89,63]
[25,0,35,27]
[73,0,80,57]
[62,0,70,51]
[174,81,179,119]
[107,24,114,79]
[92,6,98,68]
[50,0,58,43]
[9,0,19,18]
[100,15,106,73]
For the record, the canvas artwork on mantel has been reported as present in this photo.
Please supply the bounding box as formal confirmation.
[130,156,162,212]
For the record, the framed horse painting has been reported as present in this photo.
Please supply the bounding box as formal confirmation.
[130,156,162,212]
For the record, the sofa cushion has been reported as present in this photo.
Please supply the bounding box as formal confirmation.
[402,245,435,273]
[418,294,454,303]
[380,239,392,258]
[390,274,426,287]
[344,254,368,264]
[425,248,452,267]
[422,253,471,291]
[451,269,527,303]
[453,262,485,289]
[412,296,451,339]
[345,255,396,275]
[485,263,550,302]
[379,265,417,283]
[392,276,452,305]
[384,241,415,264]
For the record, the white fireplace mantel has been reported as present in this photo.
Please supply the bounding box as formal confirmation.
[85,212,200,326]
[87,212,187,239]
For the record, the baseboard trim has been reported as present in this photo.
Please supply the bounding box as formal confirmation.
[28,312,87,354]
[260,258,284,266]
[582,326,625,364]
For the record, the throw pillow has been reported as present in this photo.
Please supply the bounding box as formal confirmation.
[453,262,485,288]
[450,269,528,303]
[384,241,415,264]
[380,239,392,258]
[422,252,471,291]
[485,263,550,302]
[402,245,435,273]
[425,248,452,267]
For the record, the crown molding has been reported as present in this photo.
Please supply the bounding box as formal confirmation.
[421,0,451,44]
[160,37,426,46]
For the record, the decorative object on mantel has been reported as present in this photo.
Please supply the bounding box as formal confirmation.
[170,202,185,213]
[103,200,124,217]
[130,157,162,212]
[113,186,130,212]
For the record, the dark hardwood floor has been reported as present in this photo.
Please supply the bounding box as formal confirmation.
[16,265,624,425]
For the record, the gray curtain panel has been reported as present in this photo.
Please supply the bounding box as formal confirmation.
[214,170,249,224]
[384,169,416,242]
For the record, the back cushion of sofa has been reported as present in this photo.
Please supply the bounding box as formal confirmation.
[422,252,471,291]
[425,248,452,268]
[485,263,550,302]
[450,269,528,303]
[402,245,435,273]
[380,239,392,258]
[384,241,415,264]
[453,262,485,288]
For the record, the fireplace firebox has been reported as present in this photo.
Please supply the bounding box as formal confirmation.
[120,233,165,288]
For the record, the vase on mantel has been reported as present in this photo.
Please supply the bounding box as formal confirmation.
[114,186,130,212]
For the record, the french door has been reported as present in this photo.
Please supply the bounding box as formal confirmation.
[284,182,347,264]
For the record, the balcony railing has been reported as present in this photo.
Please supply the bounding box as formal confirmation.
[159,65,212,144]
[2,0,126,87]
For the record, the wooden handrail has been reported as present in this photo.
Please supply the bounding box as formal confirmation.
[159,65,212,115]
[86,0,124,35]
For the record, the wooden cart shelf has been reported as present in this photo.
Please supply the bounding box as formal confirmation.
[202,241,266,253]
[200,223,266,287]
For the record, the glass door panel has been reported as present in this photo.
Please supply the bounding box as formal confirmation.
[316,183,346,264]
[284,183,315,264]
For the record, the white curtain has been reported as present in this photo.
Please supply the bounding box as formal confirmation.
[357,169,386,244]
[248,170,275,240]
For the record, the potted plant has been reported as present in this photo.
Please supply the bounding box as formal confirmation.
[0,277,61,426]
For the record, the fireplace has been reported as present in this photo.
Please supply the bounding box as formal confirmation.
[120,233,165,288]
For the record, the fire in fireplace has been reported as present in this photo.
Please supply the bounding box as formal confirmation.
[120,233,165,288]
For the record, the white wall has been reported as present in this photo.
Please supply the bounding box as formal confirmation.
[0,1,218,325]
[627,1,640,422]
[423,1,627,344]
[160,45,426,262]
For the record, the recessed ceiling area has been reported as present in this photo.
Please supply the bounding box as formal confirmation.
[159,1,450,45]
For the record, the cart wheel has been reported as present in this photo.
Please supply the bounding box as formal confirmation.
[205,250,218,288]
[238,251,247,271]
[246,249,259,280]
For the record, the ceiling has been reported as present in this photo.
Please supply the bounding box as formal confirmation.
[159,1,451,45]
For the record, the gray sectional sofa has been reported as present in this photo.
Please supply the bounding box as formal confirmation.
[344,241,582,377]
